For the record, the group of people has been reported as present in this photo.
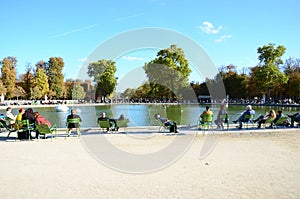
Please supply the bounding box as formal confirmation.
[97,112,129,132]
[0,107,52,139]
[199,104,300,130]
[233,105,299,129]
[199,105,226,130]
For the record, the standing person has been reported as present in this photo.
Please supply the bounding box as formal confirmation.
[214,104,227,130]
[67,109,82,133]
[200,106,213,124]
[233,105,255,129]
[5,107,16,128]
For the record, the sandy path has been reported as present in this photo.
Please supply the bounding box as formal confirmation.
[0,130,299,199]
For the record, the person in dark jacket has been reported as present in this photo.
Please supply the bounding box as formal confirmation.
[67,109,82,133]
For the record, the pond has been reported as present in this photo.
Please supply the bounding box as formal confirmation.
[1,104,299,128]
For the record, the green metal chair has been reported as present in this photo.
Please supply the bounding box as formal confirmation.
[242,114,255,129]
[273,116,289,128]
[116,119,129,132]
[66,118,81,138]
[21,120,35,141]
[219,114,229,130]
[197,114,213,135]
[0,120,17,140]
[35,123,57,141]
[262,117,276,129]
[155,118,170,133]
[98,119,116,133]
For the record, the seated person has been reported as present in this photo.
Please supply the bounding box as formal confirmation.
[67,109,82,134]
[200,106,213,124]
[14,108,25,129]
[118,114,125,120]
[34,112,52,138]
[233,105,255,129]
[288,113,300,127]
[21,108,35,139]
[98,112,118,131]
[272,110,290,127]
[253,109,276,128]
[22,108,35,125]
[5,107,17,128]
[154,113,178,133]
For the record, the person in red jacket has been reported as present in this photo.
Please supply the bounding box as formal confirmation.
[34,112,51,127]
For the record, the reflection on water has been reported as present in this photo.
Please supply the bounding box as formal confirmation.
[1,104,299,128]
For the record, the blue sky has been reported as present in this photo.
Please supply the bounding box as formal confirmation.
[1,0,299,91]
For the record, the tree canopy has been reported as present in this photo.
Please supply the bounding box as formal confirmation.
[87,59,117,101]
[143,44,191,100]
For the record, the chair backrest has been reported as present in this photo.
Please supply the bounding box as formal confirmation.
[36,124,52,134]
[98,119,110,128]
[202,114,213,122]
[0,119,8,129]
[244,114,254,122]
[219,114,228,119]
[116,119,129,127]
[67,118,81,125]
[275,116,288,125]
[265,117,275,124]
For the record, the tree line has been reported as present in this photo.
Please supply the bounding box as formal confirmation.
[1,43,299,103]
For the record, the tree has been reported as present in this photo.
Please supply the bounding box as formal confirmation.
[87,59,117,101]
[34,66,49,98]
[144,44,191,100]
[19,63,35,99]
[30,86,42,100]
[0,56,17,99]
[71,84,86,100]
[46,57,65,98]
[283,58,300,101]
[218,65,247,99]
[251,43,288,101]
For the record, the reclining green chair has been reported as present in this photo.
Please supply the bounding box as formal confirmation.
[0,119,17,140]
[35,124,57,141]
[273,116,289,128]
[242,114,255,129]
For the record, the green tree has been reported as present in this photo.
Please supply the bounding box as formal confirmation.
[30,86,42,99]
[87,59,117,101]
[283,58,300,100]
[251,43,288,100]
[19,63,35,99]
[144,44,191,100]
[46,57,65,98]
[71,84,86,100]
[0,56,17,99]
[218,65,247,99]
[34,66,49,98]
